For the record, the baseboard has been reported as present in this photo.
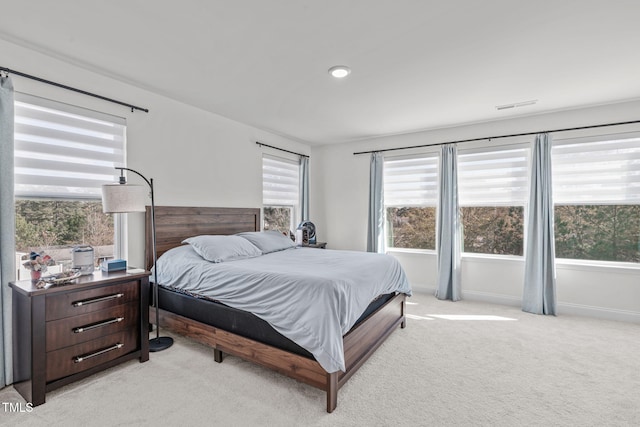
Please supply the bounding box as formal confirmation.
[414,287,640,324]
[461,290,522,307]
[464,290,640,323]
[411,287,522,307]
[555,302,640,323]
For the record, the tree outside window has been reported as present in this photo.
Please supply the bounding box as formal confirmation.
[263,206,292,232]
[461,206,524,255]
[15,199,114,279]
[554,205,640,262]
[386,207,436,250]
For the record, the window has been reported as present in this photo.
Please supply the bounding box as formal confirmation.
[14,94,126,279]
[384,154,439,250]
[552,133,640,263]
[458,146,529,255]
[262,155,300,232]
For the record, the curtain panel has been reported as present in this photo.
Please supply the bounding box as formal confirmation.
[367,152,385,253]
[0,75,15,386]
[300,156,309,222]
[523,133,557,315]
[435,144,462,301]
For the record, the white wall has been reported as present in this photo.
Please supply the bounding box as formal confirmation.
[5,36,639,322]
[1,38,309,268]
[311,101,640,323]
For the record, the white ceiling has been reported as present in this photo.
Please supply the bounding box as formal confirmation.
[1,1,639,145]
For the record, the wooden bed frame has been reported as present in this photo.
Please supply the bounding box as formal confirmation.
[145,206,406,412]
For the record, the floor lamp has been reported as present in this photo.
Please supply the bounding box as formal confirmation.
[102,167,174,352]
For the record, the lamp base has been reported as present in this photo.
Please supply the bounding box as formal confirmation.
[149,336,174,352]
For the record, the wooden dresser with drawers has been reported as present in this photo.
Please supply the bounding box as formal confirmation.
[10,270,150,406]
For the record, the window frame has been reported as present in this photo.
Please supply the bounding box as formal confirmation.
[13,94,127,273]
[383,152,439,251]
[262,154,301,232]
[380,131,640,268]
[551,131,640,264]
[457,142,531,257]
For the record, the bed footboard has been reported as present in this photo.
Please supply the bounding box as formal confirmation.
[150,292,406,412]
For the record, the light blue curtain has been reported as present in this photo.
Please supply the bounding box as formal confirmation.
[366,152,385,253]
[523,133,557,315]
[435,144,461,301]
[300,156,309,222]
[0,75,15,386]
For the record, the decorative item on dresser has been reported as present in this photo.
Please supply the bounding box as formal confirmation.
[102,166,173,352]
[10,270,150,406]
[145,206,408,413]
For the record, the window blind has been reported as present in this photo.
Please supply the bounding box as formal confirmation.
[14,93,126,199]
[458,147,529,206]
[552,133,640,204]
[384,155,439,206]
[262,155,300,206]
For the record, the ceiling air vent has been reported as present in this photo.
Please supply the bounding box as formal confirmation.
[496,99,538,111]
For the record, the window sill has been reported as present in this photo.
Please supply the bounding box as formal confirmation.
[387,250,640,273]
[461,252,524,263]
[386,247,436,255]
[555,258,640,274]
[388,248,524,261]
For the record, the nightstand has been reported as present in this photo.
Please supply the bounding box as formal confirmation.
[304,242,327,249]
[10,269,150,406]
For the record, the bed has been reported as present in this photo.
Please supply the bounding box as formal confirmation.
[145,206,410,412]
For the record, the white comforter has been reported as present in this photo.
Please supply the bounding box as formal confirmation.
[152,246,412,372]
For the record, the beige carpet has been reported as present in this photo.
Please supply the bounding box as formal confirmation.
[1,291,639,426]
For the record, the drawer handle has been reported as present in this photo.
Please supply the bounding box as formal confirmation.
[72,293,124,307]
[73,317,125,333]
[73,343,124,363]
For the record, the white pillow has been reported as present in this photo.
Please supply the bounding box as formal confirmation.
[235,230,296,254]
[182,235,262,263]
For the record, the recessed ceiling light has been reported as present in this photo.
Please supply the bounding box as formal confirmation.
[328,65,351,78]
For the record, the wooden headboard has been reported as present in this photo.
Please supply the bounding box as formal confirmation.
[145,206,261,270]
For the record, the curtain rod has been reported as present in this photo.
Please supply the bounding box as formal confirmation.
[256,141,309,158]
[353,119,640,155]
[0,66,149,113]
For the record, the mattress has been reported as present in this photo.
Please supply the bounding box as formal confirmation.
[153,245,412,372]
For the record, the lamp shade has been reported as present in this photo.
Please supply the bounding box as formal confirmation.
[101,183,147,213]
